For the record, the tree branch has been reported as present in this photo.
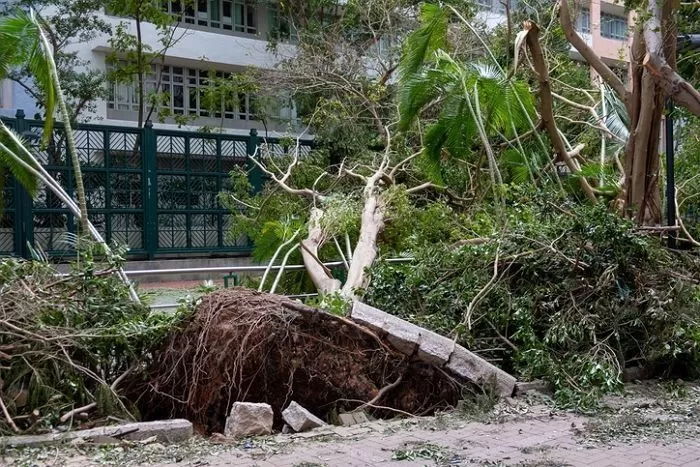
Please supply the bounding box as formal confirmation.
[523,20,597,202]
[558,0,629,103]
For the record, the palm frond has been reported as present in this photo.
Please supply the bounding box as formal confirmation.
[502,148,531,184]
[422,119,450,184]
[0,126,39,196]
[398,67,452,131]
[600,85,629,142]
[0,9,56,146]
[398,3,449,80]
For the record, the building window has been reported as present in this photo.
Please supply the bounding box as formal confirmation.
[107,64,255,121]
[601,13,628,40]
[577,8,590,34]
[164,0,257,35]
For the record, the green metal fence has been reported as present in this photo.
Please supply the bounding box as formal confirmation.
[0,110,311,259]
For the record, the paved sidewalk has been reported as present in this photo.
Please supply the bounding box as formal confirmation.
[6,384,700,466]
[164,411,700,466]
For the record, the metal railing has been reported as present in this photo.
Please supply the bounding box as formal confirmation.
[136,257,413,309]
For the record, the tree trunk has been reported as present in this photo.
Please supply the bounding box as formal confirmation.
[136,12,145,129]
[558,0,700,225]
[37,21,90,235]
[300,207,342,294]
[524,20,597,202]
[341,189,385,298]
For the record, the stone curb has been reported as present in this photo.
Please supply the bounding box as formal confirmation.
[350,301,516,396]
[2,419,193,448]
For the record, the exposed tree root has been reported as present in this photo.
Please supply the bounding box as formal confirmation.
[137,288,464,433]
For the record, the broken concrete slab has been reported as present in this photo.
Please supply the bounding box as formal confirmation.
[2,419,193,448]
[446,346,516,397]
[350,302,420,354]
[514,380,552,396]
[383,314,420,355]
[282,401,327,432]
[338,413,356,426]
[417,329,455,366]
[350,301,387,333]
[350,301,516,397]
[338,411,370,426]
[225,402,274,438]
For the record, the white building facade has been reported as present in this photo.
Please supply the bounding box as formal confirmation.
[1,1,300,135]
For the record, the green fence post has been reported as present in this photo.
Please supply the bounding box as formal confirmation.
[143,120,158,259]
[13,109,33,258]
[246,128,263,192]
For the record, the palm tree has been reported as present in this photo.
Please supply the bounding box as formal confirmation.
[0,9,140,303]
[0,9,89,234]
[398,4,537,187]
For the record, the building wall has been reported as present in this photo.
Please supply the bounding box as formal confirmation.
[72,7,298,136]
[0,2,299,135]
[476,0,632,72]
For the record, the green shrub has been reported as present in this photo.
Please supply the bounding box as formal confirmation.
[364,190,700,410]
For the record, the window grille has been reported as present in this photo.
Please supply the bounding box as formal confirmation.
[601,13,628,40]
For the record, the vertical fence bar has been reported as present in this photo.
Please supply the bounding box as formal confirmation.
[13,110,33,258]
[246,128,262,193]
[143,121,158,259]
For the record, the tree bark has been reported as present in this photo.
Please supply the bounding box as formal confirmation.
[300,207,342,294]
[523,20,597,202]
[341,188,385,298]
[559,0,700,225]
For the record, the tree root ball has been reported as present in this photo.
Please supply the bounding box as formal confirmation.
[138,288,463,432]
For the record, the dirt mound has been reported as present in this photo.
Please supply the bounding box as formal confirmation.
[138,288,463,432]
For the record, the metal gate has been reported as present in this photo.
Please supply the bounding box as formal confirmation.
[1,111,312,259]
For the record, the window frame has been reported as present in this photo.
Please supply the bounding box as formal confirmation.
[164,0,258,35]
[577,7,591,34]
[107,63,256,122]
[600,12,628,40]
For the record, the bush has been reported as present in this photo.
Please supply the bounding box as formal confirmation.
[364,191,700,409]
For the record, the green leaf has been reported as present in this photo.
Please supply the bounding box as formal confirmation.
[0,126,39,197]
[0,9,56,146]
[398,3,449,80]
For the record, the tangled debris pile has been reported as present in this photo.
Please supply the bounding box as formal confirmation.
[138,288,467,433]
[0,248,185,435]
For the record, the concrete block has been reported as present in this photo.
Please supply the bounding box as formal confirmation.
[446,346,516,397]
[351,302,419,354]
[338,413,356,426]
[282,401,326,432]
[514,380,552,396]
[350,301,387,333]
[417,329,455,366]
[225,402,273,438]
[3,419,193,448]
[338,411,369,426]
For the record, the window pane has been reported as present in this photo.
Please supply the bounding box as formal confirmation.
[210,0,220,21]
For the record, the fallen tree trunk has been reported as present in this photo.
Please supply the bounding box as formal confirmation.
[523,20,597,202]
[342,188,386,297]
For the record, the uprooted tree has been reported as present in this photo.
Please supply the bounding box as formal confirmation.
[558,0,700,224]
[242,135,441,299]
